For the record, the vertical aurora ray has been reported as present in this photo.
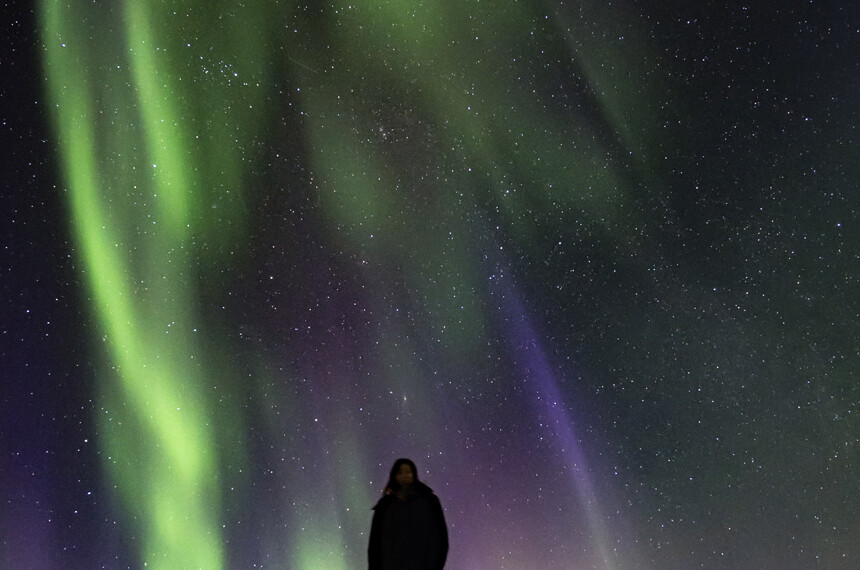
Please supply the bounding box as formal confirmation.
[39,1,277,567]
[495,271,617,568]
[41,3,224,567]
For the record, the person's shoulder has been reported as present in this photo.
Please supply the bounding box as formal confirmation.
[373,491,397,510]
[416,481,436,495]
[416,482,442,503]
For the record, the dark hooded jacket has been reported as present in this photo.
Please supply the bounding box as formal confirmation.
[368,481,448,570]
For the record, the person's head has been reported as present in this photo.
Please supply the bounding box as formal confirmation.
[387,458,419,492]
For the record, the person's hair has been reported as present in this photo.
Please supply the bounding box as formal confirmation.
[386,458,420,492]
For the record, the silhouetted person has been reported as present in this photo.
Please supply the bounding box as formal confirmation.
[369,458,448,570]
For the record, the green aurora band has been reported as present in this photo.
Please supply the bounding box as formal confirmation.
[41,1,663,567]
[40,1,277,566]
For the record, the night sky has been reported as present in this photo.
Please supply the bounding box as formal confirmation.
[2,1,858,569]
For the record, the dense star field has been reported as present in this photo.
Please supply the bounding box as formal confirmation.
[2,1,857,568]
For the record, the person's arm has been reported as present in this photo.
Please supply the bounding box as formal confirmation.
[368,507,382,570]
[432,494,449,569]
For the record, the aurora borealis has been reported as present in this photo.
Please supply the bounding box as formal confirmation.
[3,1,858,568]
